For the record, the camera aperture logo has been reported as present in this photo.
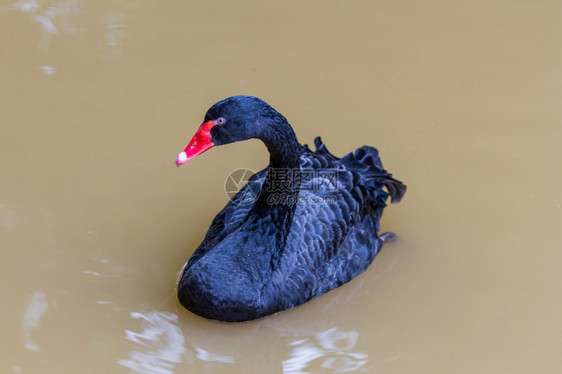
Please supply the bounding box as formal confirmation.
[224,168,259,205]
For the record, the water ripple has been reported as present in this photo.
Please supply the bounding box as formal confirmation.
[283,327,368,374]
[21,291,49,351]
[118,311,187,374]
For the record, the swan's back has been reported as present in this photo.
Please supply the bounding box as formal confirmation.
[262,137,405,314]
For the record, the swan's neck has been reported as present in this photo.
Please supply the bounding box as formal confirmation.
[247,120,302,269]
[261,119,301,169]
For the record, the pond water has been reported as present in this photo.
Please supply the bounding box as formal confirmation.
[1,1,561,373]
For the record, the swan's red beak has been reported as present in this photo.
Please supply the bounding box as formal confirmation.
[176,120,215,166]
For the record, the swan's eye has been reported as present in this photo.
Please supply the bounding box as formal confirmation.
[216,117,226,125]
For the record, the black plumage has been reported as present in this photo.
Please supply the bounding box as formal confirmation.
[177,96,406,322]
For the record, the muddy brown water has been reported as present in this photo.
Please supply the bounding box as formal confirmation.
[1,1,561,373]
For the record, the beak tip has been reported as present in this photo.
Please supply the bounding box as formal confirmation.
[176,151,188,167]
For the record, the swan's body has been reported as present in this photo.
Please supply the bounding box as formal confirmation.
[176,96,405,322]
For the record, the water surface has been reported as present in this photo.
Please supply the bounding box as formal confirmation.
[1,1,561,373]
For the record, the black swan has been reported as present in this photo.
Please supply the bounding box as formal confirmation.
[175,95,406,322]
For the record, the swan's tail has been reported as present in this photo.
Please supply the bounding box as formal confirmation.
[384,177,407,204]
[310,136,407,206]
